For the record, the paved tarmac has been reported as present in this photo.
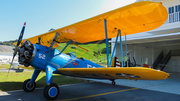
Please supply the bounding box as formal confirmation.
[0,72,180,101]
[0,81,180,101]
[88,72,180,95]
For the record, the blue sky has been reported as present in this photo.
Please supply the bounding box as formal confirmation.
[0,0,136,42]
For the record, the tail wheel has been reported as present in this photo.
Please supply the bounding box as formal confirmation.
[110,79,116,85]
[43,83,59,100]
[112,81,116,85]
[23,79,36,92]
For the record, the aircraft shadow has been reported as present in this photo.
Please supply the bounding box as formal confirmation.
[0,75,86,92]
[0,82,23,92]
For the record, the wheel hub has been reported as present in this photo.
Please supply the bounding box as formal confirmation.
[48,87,58,97]
[26,81,35,90]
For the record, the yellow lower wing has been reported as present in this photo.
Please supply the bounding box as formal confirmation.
[58,67,169,80]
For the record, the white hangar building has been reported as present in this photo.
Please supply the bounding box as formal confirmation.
[111,0,180,73]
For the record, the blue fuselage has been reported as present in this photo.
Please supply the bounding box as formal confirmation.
[30,44,103,73]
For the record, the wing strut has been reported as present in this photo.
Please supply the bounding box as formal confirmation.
[48,32,59,51]
[119,29,124,67]
[110,29,124,67]
[125,33,128,67]
[104,20,124,67]
[110,29,120,66]
[104,19,110,67]
[57,40,72,56]
[38,38,41,45]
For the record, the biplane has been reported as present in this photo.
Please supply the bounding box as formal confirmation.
[10,1,169,100]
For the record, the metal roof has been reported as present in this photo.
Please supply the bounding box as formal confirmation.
[0,45,14,53]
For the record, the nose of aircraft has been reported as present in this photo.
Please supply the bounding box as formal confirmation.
[18,40,34,67]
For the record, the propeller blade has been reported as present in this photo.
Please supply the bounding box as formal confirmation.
[6,22,26,78]
[17,22,26,46]
[6,56,15,78]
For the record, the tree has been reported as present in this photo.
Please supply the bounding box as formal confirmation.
[93,50,101,63]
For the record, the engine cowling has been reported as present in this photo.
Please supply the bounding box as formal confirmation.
[18,40,35,67]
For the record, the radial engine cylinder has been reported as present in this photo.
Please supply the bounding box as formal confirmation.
[18,40,34,67]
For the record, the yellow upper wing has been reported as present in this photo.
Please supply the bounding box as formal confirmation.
[58,67,169,80]
[18,1,168,47]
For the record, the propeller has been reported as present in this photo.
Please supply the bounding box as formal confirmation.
[6,22,26,78]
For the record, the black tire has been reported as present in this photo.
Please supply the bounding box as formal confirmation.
[23,79,36,92]
[43,83,59,100]
[112,81,116,85]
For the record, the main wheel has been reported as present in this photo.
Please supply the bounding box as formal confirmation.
[43,83,59,100]
[23,79,36,92]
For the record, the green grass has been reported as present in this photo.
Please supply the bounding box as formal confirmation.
[0,71,89,92]
[0,64,34,70]
[57,42,111,66]
[0,64,10,69]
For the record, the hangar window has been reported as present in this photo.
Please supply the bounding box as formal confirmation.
[168,5,180,23]
[175,5,180,22]
[168,6,174,23]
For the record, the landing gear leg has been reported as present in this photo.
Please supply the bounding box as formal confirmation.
[110,79,116,85]
[23,69,41,92]
[43,66,59,100]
